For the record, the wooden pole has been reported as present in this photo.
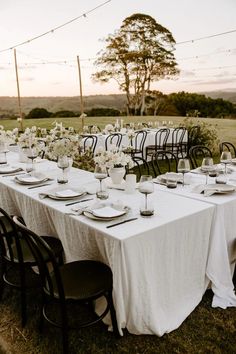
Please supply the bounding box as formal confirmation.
[14,49,23,131]
[76,55,85,130]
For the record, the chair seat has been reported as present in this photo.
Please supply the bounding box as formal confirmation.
[47,260,113,300]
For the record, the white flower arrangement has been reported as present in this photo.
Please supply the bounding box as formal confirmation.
[94,146,134,169]
[103,124,114,135]
[0,126,18,146]
[17,127,38,149]
[45,136,80,160]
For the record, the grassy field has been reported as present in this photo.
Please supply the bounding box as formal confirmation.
[1,115,236,147]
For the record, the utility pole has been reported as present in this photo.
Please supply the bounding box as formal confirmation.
[14,49,23,131]
[77,55,85,131]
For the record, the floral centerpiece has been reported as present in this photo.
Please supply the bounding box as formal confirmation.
[103,124,114,135]
[45,136,80,161]
[0,126,18,148]
[94,146,134,184]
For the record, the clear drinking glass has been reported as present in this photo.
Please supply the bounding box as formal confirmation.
[177,158,190,186]
[220,151,232,175]
[94,164,109,200]
[139,175,154,216]
[26,146,38,173]
[57,156,69,184]
[201,157,214,184]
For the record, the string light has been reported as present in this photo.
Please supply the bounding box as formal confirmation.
[175,29,236,45]
[0,0,111,53]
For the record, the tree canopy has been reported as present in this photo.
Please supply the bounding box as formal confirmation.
[92,13,179,115]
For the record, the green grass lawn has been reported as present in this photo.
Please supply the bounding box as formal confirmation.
[1,115,236,147]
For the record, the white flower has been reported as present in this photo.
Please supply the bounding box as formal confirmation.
[94,147,134,169]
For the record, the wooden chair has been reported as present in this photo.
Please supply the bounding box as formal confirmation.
[13,216,119,354]
[129,130,147,159]
[165,127,187,158]
[81,135,98,154]
[105,133,123,150]
[145,128,170,160]
[126,156,150,182]
[0,208,63,327]
[151,150,178,177]
[188,145,213,169]
[219,142,236,158]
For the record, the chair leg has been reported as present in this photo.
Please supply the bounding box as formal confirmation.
[107,292,120,337]
[233,264,236,288]
[0,259,6,301]
[20,289,27,327]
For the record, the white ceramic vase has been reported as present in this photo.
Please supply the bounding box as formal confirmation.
[109,167,126,184]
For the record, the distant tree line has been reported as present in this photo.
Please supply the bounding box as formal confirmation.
[22,91,236,119]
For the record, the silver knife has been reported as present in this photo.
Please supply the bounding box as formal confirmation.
[106,217,138,229]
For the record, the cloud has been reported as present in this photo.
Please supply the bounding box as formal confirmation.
[192,77,236,85]
[18,65,37,70]
[21,77,35,82]
[179,70,196,78]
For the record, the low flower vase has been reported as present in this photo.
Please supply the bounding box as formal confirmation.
[18,146,29,163]
[109,167,126,185]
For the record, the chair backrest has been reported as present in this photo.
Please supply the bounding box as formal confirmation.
[132,131,147,152]
[0,208,24,265]
[172,127,187,145]
[187,125,200,155]
[105,133,123,150]
[219,142,236,158]
[13,216,66,302]
[154,128,170,150]
[151,150,178,177]
[126,156,150,181]
[189,145,213,169]
[82,135,98,154]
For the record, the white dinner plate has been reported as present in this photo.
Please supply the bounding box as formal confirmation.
[47,189,86,200]
[14,173,49,185]
[0,166,22,174]
[205,183,236,194]
[155,173,183,184]
[83,205,128,221]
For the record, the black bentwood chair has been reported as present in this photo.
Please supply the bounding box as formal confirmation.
[188,145,213,169]
[13,216,119,354]
[219,141,236,158]
[126,156,150,182]
[0,208,63,327]
[151,150,178,177]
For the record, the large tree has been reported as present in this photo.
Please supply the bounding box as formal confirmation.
[92,13,179,115]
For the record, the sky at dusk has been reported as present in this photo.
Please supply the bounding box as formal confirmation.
[0,0,236,97]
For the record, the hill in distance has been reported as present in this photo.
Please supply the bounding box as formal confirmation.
[0,90,235,115]
[0,94,127,115]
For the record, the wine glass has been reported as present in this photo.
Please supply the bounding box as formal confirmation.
[177,158,190,186]
[201,157,214,184]
[57,156,69,184]
[26,146,38,173]
[94,164,108,200]
[220,151,232,175]
[139,175,154,216]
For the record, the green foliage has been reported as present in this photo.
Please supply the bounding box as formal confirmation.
[52,110,77,117]
[86,107,120,117]
[26,107,52,118]
[93,13,179,115]
[168,91,236,118]
[181,117,220,154]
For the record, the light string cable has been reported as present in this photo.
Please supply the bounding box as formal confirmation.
[175,29,236,45]
[0,0,111,53]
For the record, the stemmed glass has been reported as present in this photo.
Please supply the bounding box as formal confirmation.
[201,157,214,184]
[94,164,109,200]
[26,146,38,173]
[220,151,232,175]
[57,156,69,184]
[177,158,190,186]
[139,175,154,216]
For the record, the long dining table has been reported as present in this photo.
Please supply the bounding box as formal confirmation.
[0,151,235,336]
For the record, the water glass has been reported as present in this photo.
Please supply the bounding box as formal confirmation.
[177,159,190,186]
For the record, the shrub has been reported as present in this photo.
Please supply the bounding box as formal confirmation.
[181,118,219,154]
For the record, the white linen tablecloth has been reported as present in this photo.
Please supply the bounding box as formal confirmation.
[0,152,215,336]
[154,170,236,309]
